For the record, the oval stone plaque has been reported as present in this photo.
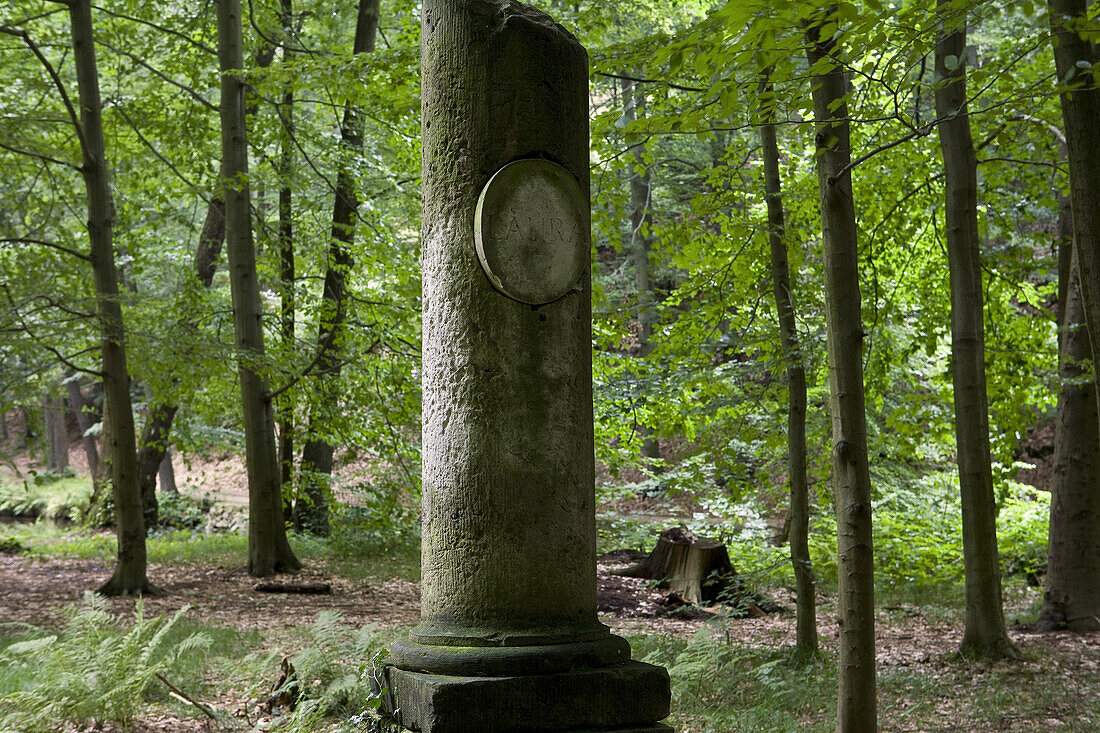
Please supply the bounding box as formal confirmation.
[474,159,589,305]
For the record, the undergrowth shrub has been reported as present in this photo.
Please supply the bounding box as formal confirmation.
[251,612,392,732]
[0,594,210,733]
[630,625,835,732]
[808,470,1049,600]
[154,492,214,530]
[0,475,91,522]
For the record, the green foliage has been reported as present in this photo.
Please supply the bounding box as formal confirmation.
[0,594,210,733]
[153,491,214,531]
[322,509,421,581]
[0,475,92,522]
[257,613,392,733]
[630,627,836,732]
[809,470,1050,600]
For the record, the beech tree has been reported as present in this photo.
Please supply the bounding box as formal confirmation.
[67,0,154,595]
[759,80,816,658]
[297,0,382,536]
[1045,0,1100,633]
[805,6,877,730]
[619,75,660,464]
[934,0,1018,658]
[217,0,300,577]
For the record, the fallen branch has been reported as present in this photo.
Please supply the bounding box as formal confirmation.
[254,581,332,595]
[156,673,218,721]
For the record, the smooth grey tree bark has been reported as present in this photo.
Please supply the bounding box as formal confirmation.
[276,0,297,514]
[805,9,877,731]
[934,1,1018,659]
[157,450,178,494]
[43,389,68,474]
[1050,0,1100,394]
[1040,157,1100,632]
[759,86,816,658]
[217,0,301,576]
[619,75,660,463]
[1045,0,1100,634]
[66,0,156,596]
[65,375,102,492]
[297,0,381,536]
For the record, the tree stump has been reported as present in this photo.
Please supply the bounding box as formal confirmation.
[620,527,736,606]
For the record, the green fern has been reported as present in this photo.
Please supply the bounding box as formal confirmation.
[267,612,389,732]
[0,593,211,733]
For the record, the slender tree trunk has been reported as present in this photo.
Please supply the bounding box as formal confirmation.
[277,99,295,510]
[18,405,34,451]
[759,88,816,658]
[297,0,381,536]
[619,74,660,463]
[135,401,176,529]
[934,3,1018,659]
[67,0,156,595]
[805,10,876,731]
[43,389,69,473]
[277,0,297,517]
[217,0,301,576]
[1040,178,1100,631]
[65,374,99,481]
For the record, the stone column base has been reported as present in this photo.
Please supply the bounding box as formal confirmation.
[380,660,672,733]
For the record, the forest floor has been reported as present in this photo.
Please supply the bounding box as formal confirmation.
[3,438,1100,731]
[2,541,1099,732]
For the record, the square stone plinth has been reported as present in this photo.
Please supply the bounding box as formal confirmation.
[381,660,671,733]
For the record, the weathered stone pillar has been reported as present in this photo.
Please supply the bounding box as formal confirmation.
[381,1,671,731]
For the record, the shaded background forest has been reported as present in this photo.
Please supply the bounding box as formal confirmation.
[4,0,1100,730]
[0,0,1082,644]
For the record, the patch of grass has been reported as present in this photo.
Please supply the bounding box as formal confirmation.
[9,519,416,579]
[320,515,421,581]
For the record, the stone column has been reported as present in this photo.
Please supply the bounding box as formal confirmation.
[381,1,671,731]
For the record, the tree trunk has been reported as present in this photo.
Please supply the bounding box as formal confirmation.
[805,10,877,731]
[297,0,381,536]
[759,85,816,658]
[135,401,177,529]
[1045,0,1100,635]
[1040,193,1100,631]
[158,450,178,494]
[934,3,1018,659]
[67,0,156,596]
[217,0,301,577]
[619,75,660,464]
[65,373,99,479]
[1050,0,1100,419]
[18,405,34,451]
[277,0,297,519]
[43,390,69,474]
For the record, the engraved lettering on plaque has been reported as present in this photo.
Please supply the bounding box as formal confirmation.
[473,159,589,305]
